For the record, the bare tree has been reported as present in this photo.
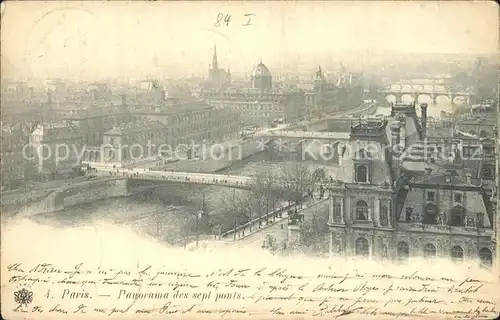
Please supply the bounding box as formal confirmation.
[234,191,254,223]
[252,172,280,224]
[277,163,315,212]
[217,190,254,239]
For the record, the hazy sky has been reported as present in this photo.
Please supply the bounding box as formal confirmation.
[1,1,498,80]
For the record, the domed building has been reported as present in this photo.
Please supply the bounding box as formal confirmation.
[251,61,272,90]
[200,60,307,126]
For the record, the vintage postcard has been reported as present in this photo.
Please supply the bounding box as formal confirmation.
[1,1,499,319]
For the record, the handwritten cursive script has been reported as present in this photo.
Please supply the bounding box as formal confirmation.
[2,262,498,319]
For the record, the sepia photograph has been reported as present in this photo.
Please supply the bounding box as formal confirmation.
[1,1,499,319]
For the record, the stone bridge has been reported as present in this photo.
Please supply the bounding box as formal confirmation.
[109,168,255,189]
[19,177,126,216]
[19,167,309,215]
[382,84,474,105]
[23,161,332,215]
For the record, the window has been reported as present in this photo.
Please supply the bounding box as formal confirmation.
[355,237,369,257]
[463,147,478,158]
[483,166,494,180]
[405,207,413,222]
[424,244,437,258]
[476,212,485,228]
[451,205,465,226]
[483,147,493,156]
[356,165,368,183]
[479,248,492,267]
[380,204,389,226]
[451,246,464,261]
[357,148,366,159]
[454,193,462,203]
[423,203,438,224]
[356,201,368,220]
[333,201,342,223]
[426,191,435,202]
[397,242,409,260]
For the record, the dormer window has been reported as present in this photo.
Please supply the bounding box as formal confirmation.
[355,164,368,183]
[454,193,462,203]
[427,191,435,202]
[451,205,465,226]
[405,207,413,222]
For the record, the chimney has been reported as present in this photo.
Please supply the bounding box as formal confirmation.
[420,103,428,140]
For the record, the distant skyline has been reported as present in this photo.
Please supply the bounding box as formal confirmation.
[1,1,498,80]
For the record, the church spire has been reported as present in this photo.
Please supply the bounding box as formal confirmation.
[316,65,324,80]
[212,43,218,70]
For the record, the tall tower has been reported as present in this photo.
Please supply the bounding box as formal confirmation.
[212,43,218,71]
[314,65,325,89]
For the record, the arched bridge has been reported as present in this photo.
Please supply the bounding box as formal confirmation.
[382,84,474,105]
[98,167,255,190]
[20,171,256,216]
[19,177,124,216]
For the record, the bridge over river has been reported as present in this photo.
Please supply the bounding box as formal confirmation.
[19,165,315,216]
[382,82,474,105]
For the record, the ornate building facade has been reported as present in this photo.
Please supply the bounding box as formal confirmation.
[201,61,306,126]
[326,102,496,266]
